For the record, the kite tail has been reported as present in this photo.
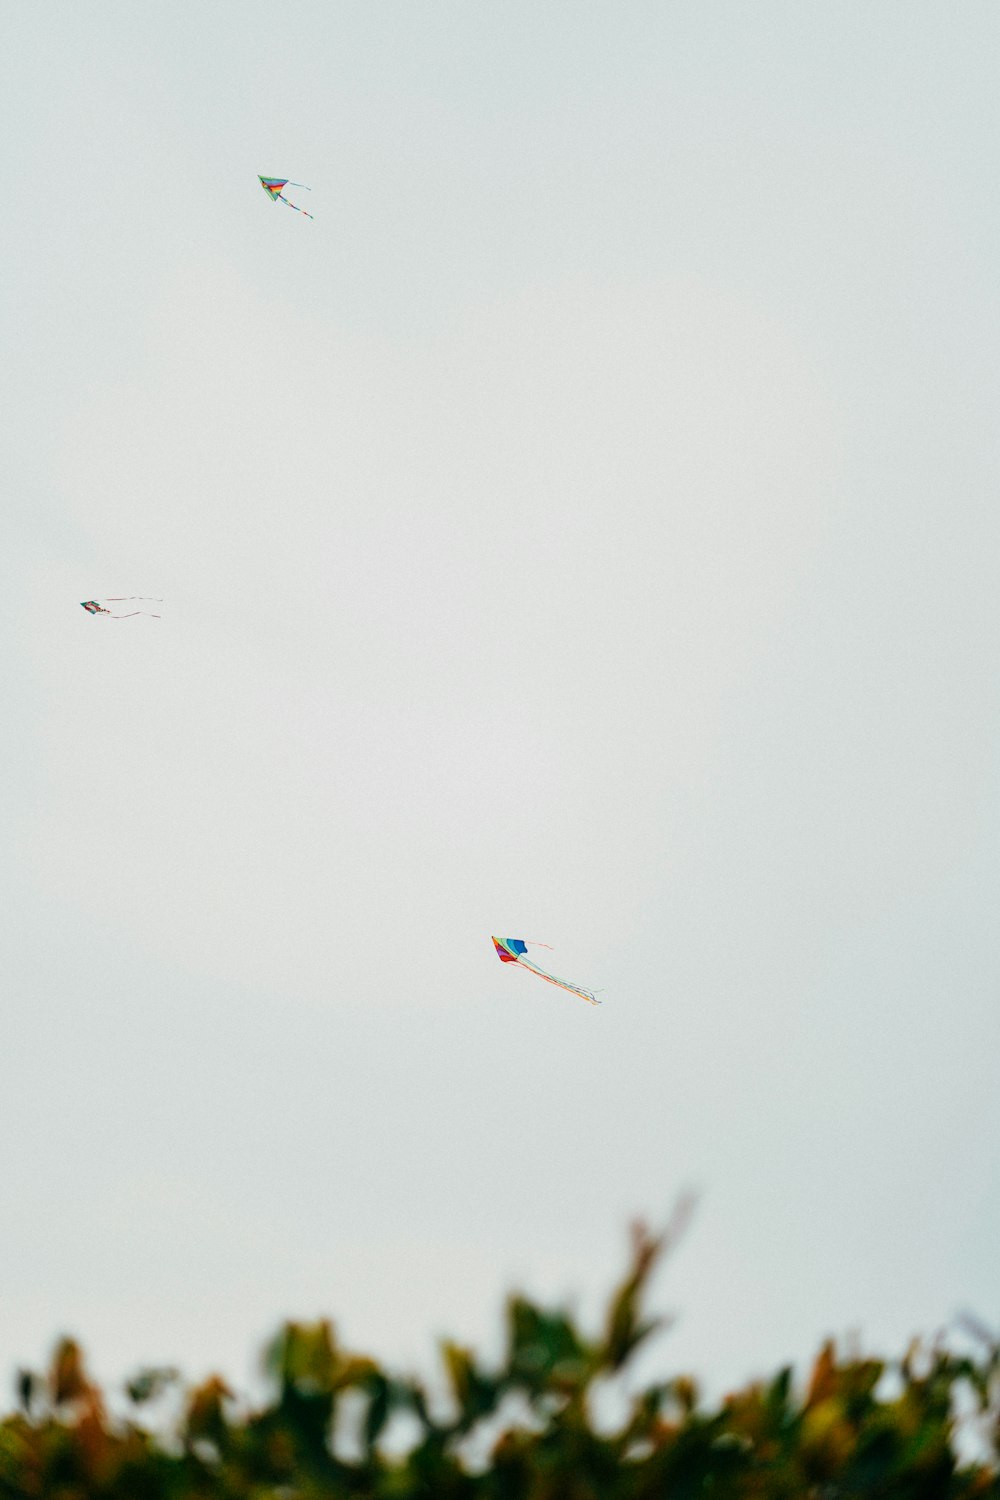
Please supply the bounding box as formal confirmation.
[106,610,161,619]
[105,597,163,603]
[277,193,314,219]
[516,955,600,1006]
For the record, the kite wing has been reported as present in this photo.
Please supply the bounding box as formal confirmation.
[492,937,528,962]
[491,936,599,1006]
[258,175,314,219]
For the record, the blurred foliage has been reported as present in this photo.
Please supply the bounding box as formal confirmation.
[2,1218,998,1498]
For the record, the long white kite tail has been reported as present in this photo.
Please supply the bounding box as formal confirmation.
[104,597,163,618]
[516,954,600,1006]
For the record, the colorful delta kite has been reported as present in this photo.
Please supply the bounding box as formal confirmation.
[258,176,313,219]
[80,598,162,619]
[492,937,599,1006]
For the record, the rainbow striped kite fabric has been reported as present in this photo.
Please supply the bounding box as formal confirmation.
[258,176,313,219]
[492,937,599,1006]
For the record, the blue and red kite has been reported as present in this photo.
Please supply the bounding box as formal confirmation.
[492,937,599,1006]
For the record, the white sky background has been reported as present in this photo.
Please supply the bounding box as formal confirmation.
[2,1,999,1404]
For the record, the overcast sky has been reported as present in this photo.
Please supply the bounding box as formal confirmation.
[2,2,998,1404]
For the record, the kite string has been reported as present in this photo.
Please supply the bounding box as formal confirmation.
[277,194,314,219]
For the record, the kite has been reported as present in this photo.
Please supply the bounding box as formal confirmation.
[80,598,162,619]
[491,937,600,1006]
[258,176,314,219]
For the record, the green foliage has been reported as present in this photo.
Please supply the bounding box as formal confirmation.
[2,1224,997,1498]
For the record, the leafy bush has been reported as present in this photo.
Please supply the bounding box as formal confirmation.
[2,1221,997,1498]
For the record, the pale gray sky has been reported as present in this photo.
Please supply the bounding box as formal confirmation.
[2,2,998,1401]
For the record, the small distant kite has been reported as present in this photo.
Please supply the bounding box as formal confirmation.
[80,598,162,619]
[492,937,599,1006]
[258,176,313,219]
